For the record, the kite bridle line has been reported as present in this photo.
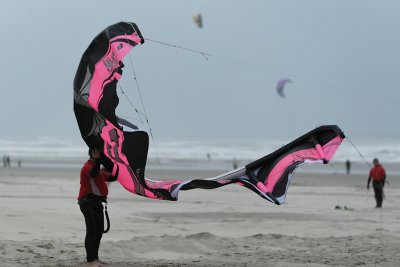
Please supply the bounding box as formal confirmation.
[144,38,400,105]
[117,84,145,125]
[119,31,165,179]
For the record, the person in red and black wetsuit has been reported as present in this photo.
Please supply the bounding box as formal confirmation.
[367,158,386,208]
[78,148,117,267]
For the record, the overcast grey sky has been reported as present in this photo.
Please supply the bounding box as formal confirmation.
[1,0,399,141]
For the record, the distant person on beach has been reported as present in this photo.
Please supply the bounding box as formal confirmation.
[18,160,21,168]
[345,159,351,175]
[233,157,238,169]
[367,158,386,208]
[78,148,117,267]
[6,155,10,167]
[2,155,5,168]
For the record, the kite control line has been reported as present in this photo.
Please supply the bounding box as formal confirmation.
[145,37,400,104]
[346,135,372,169]
[144,38,210,60]
[126,52,165,179]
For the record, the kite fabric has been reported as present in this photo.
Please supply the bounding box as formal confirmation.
[73,22,345,205]
[276,78,292,98]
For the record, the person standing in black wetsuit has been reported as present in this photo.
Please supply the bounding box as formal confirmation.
[78,148,117,266]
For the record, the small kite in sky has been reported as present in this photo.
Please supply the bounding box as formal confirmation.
[276,78,292,98]
[192,13,203,28]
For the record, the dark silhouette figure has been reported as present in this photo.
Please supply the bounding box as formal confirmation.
[233,157,238,169]
[345,159,351,175]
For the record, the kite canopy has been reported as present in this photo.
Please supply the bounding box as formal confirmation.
[276,78,292,97]
[73,22,345,204]
[74,21,144,148]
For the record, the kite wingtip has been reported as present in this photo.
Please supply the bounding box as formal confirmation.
[265,192,281,205]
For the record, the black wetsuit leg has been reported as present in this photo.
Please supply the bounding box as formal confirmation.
[80,201,104,262]
[372,181,383,207]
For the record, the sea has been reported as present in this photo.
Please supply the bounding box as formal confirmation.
[0,136,399,174]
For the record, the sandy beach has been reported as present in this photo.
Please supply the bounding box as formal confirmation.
[0,164,399,267]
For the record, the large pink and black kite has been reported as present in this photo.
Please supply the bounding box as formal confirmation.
[73,22,345,204]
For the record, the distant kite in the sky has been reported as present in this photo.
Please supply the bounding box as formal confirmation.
[192,13,203,28]
[276,78,292,98]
